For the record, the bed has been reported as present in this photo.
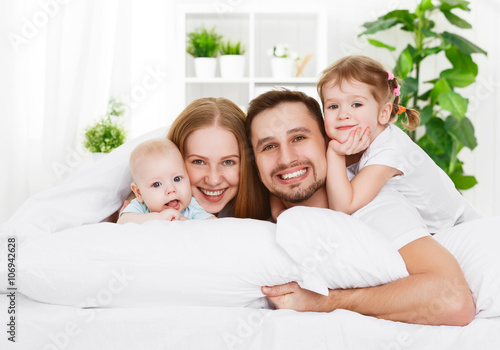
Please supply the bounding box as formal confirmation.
[1,127,500,350]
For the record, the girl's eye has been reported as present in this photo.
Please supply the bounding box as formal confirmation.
[328,104,338,109]
[173,176,181,182]
[352,102,362,108]
[152,182,162,188]
[192,159,205,165]
[223,160,236,166]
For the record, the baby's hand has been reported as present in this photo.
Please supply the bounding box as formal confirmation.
[159,208,182,221]
[329,127,371,156]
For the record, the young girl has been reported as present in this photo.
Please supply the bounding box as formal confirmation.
[317,55,475,232]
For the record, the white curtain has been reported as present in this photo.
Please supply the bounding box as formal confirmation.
[0,0,121,222]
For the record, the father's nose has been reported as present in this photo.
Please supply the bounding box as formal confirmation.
[278,144,298,165]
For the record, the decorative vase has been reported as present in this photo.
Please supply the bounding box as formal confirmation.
[194,57,217,78]
[270,57,294,79]
[219,55,245,79]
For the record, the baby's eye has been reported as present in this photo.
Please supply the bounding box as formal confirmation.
[152,182,162,188]
[173,176,181,182]
[223,160,236,166]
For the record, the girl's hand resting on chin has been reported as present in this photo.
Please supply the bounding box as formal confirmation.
[328,127,371,156]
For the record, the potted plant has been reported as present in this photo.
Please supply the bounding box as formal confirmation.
[266,44,298,79]
[186,26,222,78]
[83,97,127,157]
[219,40,246,79]
[359,0,486,190]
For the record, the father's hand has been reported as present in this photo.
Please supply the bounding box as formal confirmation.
[261,282,330,312]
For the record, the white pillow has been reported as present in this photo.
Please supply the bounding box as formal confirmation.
[16,210,409,307]
[433,218,500,318]
[276,206,409,295]
[5,127,168,239]
[0,127,169,294]
[17,219,293,307]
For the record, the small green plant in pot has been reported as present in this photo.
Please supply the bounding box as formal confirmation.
[186,26,222,78]
[359,0,486,190]
[220,40,245,56]
[219,40,246,79]
[84,97,127,153]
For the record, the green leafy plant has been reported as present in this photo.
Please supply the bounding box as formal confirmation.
[84,97,127,153]
[186,26,222,58]
[359,0,486,190]
[220,40,245,55]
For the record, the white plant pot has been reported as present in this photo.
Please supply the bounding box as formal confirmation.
[194,57,217,78]
[271,57,294,79]
[219,55,245,79]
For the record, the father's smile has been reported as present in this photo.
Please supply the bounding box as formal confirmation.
[275,166,309,183]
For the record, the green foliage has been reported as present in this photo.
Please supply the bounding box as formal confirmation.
[107,96,126,117]
[220,40,245,55]
[84,98,127,153]
[186,26,223,58]
[359,0,486,190]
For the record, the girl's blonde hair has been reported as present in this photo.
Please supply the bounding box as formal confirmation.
[168,97,270,220]
[317,55,420,131]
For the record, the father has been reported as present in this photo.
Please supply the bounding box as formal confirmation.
[245,89,475,326]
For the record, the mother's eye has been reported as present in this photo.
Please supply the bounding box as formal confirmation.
[192,159,205,165]
[223,159,236,166]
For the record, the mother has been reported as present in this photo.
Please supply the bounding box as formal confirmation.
[167,97,270,220]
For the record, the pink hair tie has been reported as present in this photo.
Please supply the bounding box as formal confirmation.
[387,71,395,80]
[393,85,401,97]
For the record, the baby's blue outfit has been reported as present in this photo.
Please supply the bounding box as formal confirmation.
[120,197,213,220]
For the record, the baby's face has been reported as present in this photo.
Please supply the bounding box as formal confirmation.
[133,149,192,213]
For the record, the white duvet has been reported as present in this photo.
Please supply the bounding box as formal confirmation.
[11,207,409,308]
[1,294,500,350]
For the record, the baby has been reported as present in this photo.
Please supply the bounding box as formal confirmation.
[117,138,214,224]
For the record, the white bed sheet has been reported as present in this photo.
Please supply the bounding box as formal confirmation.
[2,294,499,350]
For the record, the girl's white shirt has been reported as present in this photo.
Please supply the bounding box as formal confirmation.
[347,123,478,233]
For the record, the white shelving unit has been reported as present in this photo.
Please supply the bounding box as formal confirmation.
[176,4,327,109]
